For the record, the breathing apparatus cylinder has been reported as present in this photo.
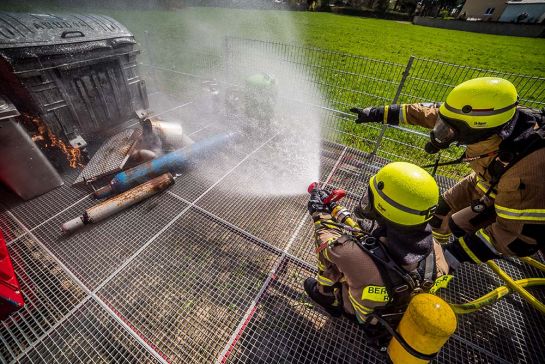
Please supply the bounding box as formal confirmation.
[387,293,457,364]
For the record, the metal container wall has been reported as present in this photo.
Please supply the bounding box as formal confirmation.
[0,12,148,146]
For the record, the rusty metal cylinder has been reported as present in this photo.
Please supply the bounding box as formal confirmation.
[61,173,174,233]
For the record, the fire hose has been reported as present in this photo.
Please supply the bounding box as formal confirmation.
[307,182,545,315]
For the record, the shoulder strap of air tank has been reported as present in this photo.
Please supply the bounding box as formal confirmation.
[420,245,436,290]
[487,113,545,193]
[354,237,417,299]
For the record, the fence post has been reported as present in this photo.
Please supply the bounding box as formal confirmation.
[143,30,158,91]
[369,56,415,157]
[222,36,231,85]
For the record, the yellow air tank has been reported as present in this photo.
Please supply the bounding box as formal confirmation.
[387,293,457,364]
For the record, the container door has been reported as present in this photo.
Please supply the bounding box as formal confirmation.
[62,60,132,134]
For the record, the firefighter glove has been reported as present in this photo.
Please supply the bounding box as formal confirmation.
[308,188,329,214]
[350,107,381,124]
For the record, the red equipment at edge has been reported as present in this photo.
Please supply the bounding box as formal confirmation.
[0,230,24,320]
[307,182,347,204]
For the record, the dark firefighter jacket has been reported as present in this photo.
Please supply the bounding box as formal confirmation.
[371,103,545,262]
[312,210,450,323]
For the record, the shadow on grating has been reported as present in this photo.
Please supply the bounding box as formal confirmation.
[224,260,386,364]
[97,207,280,363]
[0,235,87,363]
[31,192,187,290]
[438,335,512,364]
[18,299,161,364]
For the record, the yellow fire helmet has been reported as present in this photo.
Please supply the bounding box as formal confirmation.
[368,162,439,226]
[439,77,518,130]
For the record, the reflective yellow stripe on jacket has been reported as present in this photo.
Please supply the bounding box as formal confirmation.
[349,290,374,324]
[495,204,545,222]
[432,230,452,243]
[432,231,452,239]
[400,104,407,124]
[316,274,336,287]
[317,260,326,271]
[476,176,497,198]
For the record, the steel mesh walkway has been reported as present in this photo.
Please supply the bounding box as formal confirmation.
[1,91,545,364]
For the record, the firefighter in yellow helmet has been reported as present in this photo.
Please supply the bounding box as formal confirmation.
[305,162,451,346]
[350,77,545,267]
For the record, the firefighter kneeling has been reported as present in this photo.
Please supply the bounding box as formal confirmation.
[305,162,457,362]
[350,77,545,266]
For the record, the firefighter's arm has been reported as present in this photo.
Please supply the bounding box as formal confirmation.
[350,103,440,129]
[312,212,344,262]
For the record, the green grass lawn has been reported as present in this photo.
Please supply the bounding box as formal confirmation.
[1,2,542,179]
[2,3,545,76]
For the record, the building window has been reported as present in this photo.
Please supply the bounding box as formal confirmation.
[484,8,495,15]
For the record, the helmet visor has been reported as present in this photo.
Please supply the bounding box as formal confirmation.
[354,185,376,220]
[429,116,458,150]
[437,113,507,146]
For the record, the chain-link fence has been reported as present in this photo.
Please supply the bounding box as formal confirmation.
[140,36,545,184]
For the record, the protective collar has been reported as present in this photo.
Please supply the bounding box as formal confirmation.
[372,224,433,266]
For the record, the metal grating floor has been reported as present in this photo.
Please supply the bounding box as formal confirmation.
[1,93,544,364]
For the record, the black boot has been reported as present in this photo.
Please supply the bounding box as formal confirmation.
[303,277,342,317]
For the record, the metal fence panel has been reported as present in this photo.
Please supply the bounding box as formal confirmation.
[401,57,545,109]
[223,37,407,111]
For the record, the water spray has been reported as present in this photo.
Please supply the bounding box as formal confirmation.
[94,131,240,199]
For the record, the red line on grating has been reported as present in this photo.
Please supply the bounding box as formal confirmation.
[6,211,169,364]
[106,302,171,363]
[219,143,349,363]
[220,306,258,364]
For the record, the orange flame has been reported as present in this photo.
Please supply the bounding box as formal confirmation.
[22,113,84,168]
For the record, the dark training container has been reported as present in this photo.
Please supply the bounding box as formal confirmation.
[0,12,149,147]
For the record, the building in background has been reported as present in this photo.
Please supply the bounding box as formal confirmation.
[458,0,509,21]
[499,0,545,23]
